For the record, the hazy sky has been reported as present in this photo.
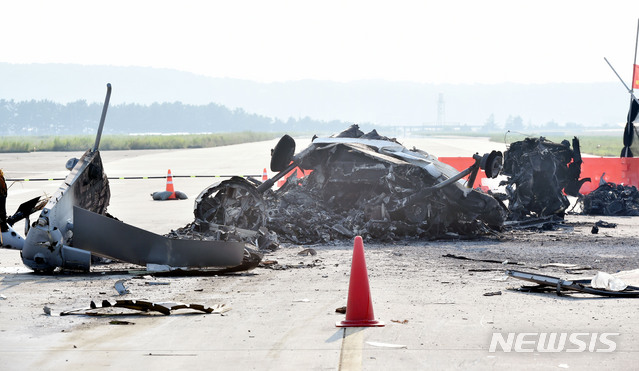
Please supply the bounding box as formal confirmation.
[3,1,639,84]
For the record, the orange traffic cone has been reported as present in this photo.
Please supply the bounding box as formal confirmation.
[262,168,268,181]
[166,169,176,199]
[336,236,384,327]
[152,169,188,201]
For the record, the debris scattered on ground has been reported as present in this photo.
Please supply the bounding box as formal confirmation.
[298,248,317,256]
[43,306,51,315]
[114,280,130,295]
[506,270,639,297]
[596,220,617,228]
[335,306,347,314]
[483,291,502,296]
[583,182,639,216]
[258,259,323,270]
[109,320,135,325]
[503,215,566,230]
[537,263,593,274]
[60,300,230,316]
[391,319,409,324]
[498,137,589,222]
[442,254,524,266]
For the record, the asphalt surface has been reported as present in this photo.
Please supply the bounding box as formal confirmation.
[1,136,638,370]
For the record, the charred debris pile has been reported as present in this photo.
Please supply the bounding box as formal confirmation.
[193,125,506,244]
[495,136,589,222]
[583,182,639,216]
[497,136,639,218]
[262,133,502,243]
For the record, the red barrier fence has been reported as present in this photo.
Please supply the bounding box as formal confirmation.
[438,157,639,195]
[272,157,639,195]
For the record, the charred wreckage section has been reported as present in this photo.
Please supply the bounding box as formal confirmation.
[495,136,589,221]
[262,136,503,243]
[193,125,506,244]
[497,136,639,218]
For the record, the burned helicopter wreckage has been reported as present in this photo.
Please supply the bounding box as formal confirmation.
[583,182,639,216]
[497,136,590,222]
[18,84,260,273]
[193,126,506,243]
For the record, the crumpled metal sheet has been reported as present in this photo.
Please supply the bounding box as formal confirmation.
[583,182,639,216]
[260,127,505,243]
[499,137,589,220]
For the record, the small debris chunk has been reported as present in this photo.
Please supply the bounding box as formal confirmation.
[595,220,617,228]
[114,280,130,295]
[109,320,135,325]
[483,291,502,297]
[391,319,409,324]
[298,248,317,256]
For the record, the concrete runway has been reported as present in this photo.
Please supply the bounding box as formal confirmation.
[2,136,637,370]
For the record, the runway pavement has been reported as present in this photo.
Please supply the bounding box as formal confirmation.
[1,136,637,370]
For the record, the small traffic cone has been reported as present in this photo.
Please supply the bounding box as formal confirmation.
[262,168,268,181]
[166,169,176,199]
[336,236,384,327]
[151,169,188,200]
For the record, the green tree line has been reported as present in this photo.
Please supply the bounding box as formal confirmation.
[0,99,352,136]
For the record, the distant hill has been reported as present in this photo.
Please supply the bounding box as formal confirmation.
[0,63,631,128]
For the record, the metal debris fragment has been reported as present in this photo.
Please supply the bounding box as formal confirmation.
[506,270,639,297]
[74,207,246,270]
[61,300,230,316]
[483,291,502,296]
[114,280,130,295]
[442,254,523,266]
[110,320,135,325]
[298,248,317,256]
